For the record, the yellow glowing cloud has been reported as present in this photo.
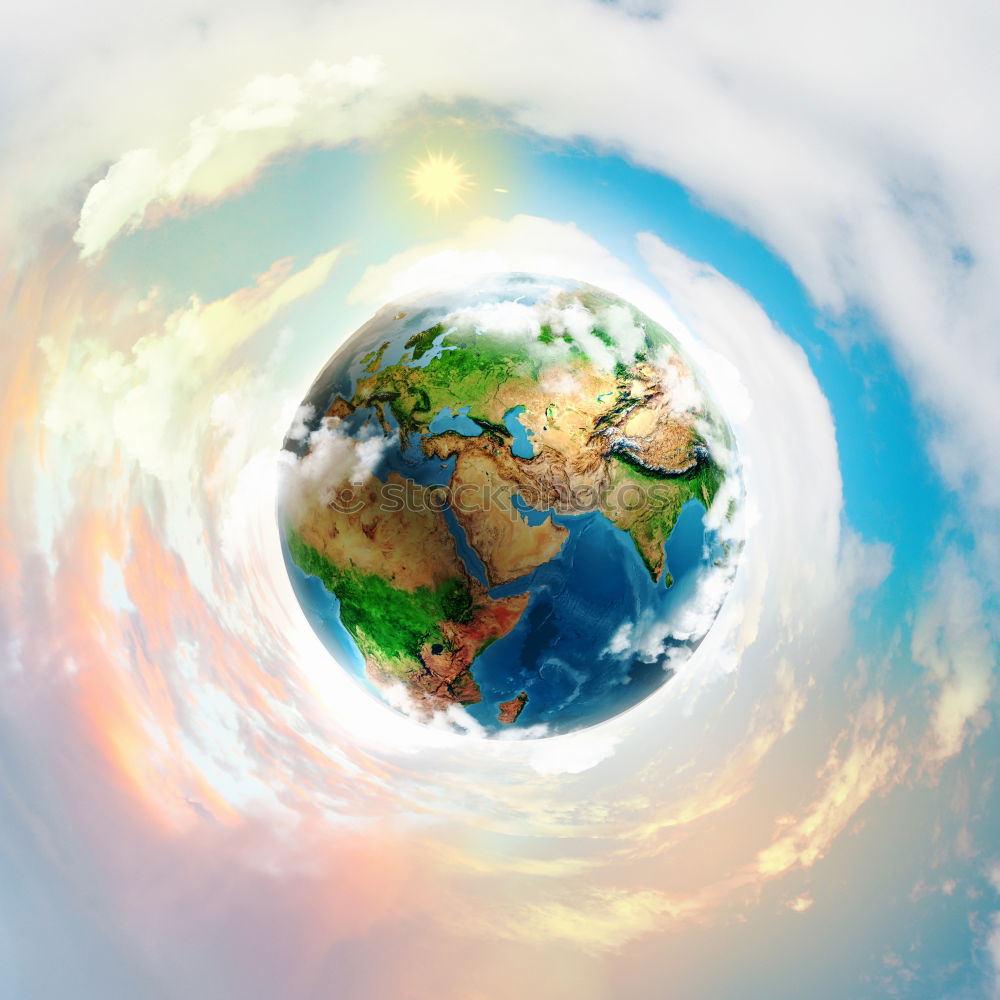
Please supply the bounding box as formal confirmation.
[406,151,474,212]
[755,695,901,877]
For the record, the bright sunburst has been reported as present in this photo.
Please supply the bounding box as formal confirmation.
[406,151,474,212]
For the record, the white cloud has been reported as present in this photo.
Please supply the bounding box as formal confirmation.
[911,549,995,763]
[73,148,164,260]
[278,416,395,525]
[989,861,1000,893]
[600,303,646,360]
[988,913,1000,1000]
[348,215,638,307]
[654,352,703,417]
[606,562,736,663]
[443,300,540,339]
[72,57,381,257]
[516,730,620,776]
[756,694,900,876]
[37,246,344,595]
[436,283,668,375]
[285,404,315,442]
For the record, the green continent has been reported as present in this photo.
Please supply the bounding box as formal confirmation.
[360,341,390,373]
[404,323,445,361]
[354,329,536,435]
[354,311,670,439]
[286,531,472,675]
[438,577,474,624]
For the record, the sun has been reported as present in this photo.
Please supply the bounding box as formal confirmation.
[406,151,474,212]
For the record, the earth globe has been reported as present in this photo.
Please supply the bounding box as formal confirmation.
[278,274,743,736]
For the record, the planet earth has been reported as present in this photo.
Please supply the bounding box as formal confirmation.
[279,274,743,736]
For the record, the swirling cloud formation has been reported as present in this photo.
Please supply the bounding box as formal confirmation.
[1,2,997,998]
